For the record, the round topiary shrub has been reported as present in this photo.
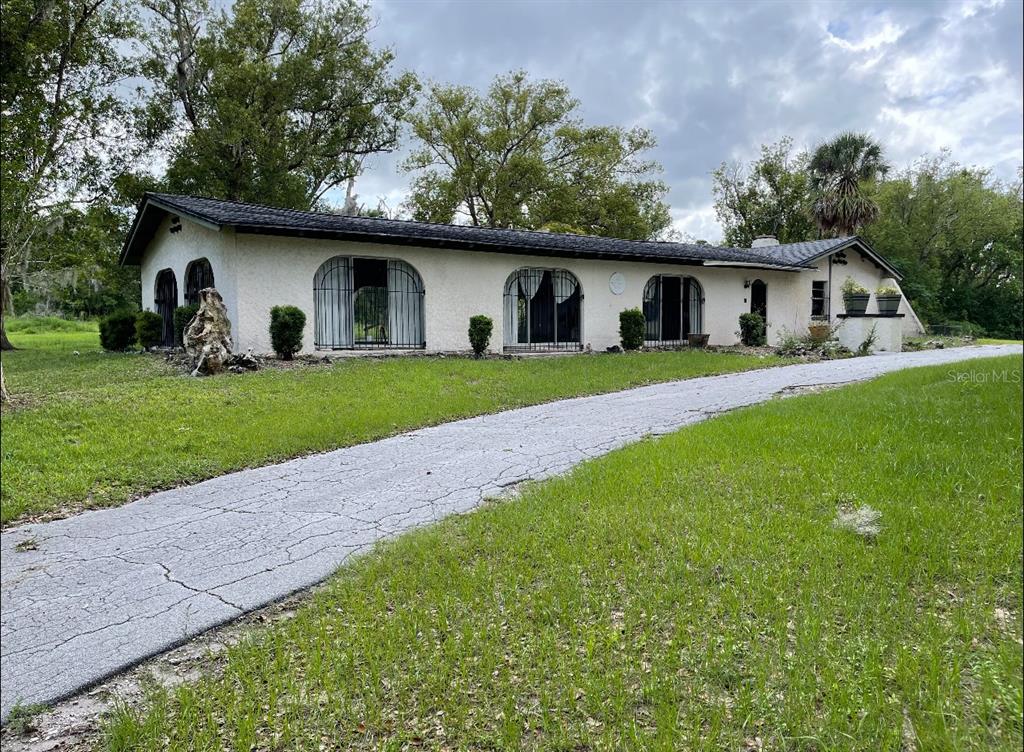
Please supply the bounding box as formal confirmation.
[619,308,645,350]
[173,305,199,346]
[738,312,766,346]
[136,310,164,350]
[99,310,138,351]
[269,305,306,360]
[468,314,493,357]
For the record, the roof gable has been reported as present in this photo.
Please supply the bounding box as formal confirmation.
[747,236,902,280]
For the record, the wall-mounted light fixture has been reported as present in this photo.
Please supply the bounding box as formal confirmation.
[743,279,751,289]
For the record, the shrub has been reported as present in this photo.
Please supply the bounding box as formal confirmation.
[876,285,901,296]
[173,305,199,346]
[467,314,493,357]
[98,311,137,351]
[619,308,645,350]
[738,312,766,346]
[269,305,306,360]
[135,311,164,350]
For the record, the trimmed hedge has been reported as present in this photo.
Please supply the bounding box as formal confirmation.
[136,311,164,350]
[173,305,199,346]
[269,305,306,360]
[99,311,137,351]
[619,308,645,350]
[738,312,766,346]
[468,315,493,356]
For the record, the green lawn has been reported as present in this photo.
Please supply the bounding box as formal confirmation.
[1,326,787,524]
[102,355,1023,751]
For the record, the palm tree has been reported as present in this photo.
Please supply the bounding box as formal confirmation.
[808,132,889,237]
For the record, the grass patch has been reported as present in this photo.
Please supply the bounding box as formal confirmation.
[1,329,787,524]
[102,356,1023,751]
[5,315,99,335]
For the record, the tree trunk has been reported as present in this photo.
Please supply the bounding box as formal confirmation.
[0,275,15,351]
[0,362,8,403]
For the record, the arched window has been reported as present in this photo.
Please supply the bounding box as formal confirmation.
[185,258,215,306]
[154,269,178,347]
[642,275,703,344]
[503,268,582,351]
[314,257,425,350]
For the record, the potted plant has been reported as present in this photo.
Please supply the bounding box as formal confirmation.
[808,319,831,342]
[687,332,710,348]
[841,277,870,315]
[875,285,902,316]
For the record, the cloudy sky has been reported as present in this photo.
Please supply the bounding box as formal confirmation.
[348,0,1022,242]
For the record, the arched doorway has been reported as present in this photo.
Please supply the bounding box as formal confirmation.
[314,257,425,349]
[185,258,214,306]
[642,275,704,344]
[503,268,582,351]
[154,269,178,346]
[750,279,767,321]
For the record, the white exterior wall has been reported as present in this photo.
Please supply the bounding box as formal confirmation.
[228,232,809,354]
[138,218,922,355]
[836,316,903,353]
[139,216,240,342]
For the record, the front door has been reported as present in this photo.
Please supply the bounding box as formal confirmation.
[750,280,767,321]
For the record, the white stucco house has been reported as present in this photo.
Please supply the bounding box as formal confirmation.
[120,193,923,355]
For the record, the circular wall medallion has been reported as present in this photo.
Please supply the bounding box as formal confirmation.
[609,272,626,295]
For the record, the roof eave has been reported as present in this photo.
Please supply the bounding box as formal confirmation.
[702,260,811,272]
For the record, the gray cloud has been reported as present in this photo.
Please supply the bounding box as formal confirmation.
[350,0,1023,241]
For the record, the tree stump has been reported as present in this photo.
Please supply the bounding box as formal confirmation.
[184,288,234,376]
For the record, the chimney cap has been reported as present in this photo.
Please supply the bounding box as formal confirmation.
[751,235,779,248]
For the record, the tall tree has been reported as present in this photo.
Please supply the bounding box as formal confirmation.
[146,0,417,210]
[863,154,1022,337]
[403,71,671,240]
[807,131,889,237]
[0,0,164,350]
[711,137,815,247]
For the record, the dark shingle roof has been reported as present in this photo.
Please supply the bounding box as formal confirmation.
[749,237,852,266]
[746,236,902,279]
[120,193,820,270]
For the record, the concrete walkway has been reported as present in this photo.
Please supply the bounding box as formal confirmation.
[1,345,1019,719]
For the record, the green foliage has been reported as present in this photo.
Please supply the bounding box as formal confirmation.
[856,324,879,356]
[738,312,766,346]
[711,138,816,247]
[467,315,493,356]
[269,305,306,360]
[404,71,670,240]
[6,316,97,335]
[618,308,645,350]
[808,132,889,237]
[1,0,166,341]
[840,277,869,297]
[135,311,164,350]
[99,311,138,351]
[93,358,1024,749]
[862,153,1023,339]
[173,305,199,346]
[152,0,416,209]
[876,285,901,296]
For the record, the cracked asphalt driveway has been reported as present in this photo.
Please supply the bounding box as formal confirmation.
[1,345,1020,720]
